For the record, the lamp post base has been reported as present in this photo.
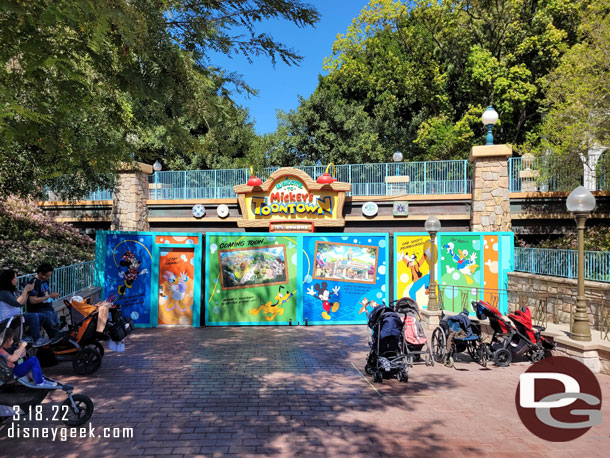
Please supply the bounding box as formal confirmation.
[571,297,592,342]
[421,309,442,329]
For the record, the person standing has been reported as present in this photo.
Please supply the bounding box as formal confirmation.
[27,263,60,339]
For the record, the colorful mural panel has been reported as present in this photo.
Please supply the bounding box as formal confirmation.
[104,233,153,325]
[206,234,298,325]
[158,248,195,325]
[438,234,483,313]
[302,235,389,324]
[395,235,432,308]
[395,232,513,314]
[483,235,500,306]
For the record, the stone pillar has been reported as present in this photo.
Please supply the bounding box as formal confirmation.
[470,144,512,232]
[111,162,153,231]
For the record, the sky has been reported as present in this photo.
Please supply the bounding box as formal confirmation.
[208,1,370,135]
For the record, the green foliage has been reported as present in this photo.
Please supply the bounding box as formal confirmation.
[269,0,588,165]
[517,225,610,252]
[0,196,94,274]
[267,85,388,166]
[535,0,610,186]
[0,0,319,198]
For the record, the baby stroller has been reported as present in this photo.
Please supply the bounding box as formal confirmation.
[391,297,434,367]
[37,296,133,375]
[431,310,487,367]
[474,301,554,367]
[364,303,409,383]
[0,315,94,426]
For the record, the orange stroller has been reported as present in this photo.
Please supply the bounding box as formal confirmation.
[37,298,133,375]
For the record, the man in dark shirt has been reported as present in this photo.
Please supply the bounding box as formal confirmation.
[27,263,60,338]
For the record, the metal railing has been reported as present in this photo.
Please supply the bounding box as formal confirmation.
[509,156,584,192]
[438,285,511,316]
[44,188,113,202]
[438,284,609,341]
[514,247,610,283]
[17,261,96,300]
[147,160,472,199]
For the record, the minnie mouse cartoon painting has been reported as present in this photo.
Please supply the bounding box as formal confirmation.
[307,281,340,320]
[118,250,149,296]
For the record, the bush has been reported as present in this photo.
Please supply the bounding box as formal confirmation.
[0,196,94,274]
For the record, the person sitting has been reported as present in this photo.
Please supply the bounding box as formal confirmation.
[0,327,56,388]
[0,269,50,346]
[27,263,61,339]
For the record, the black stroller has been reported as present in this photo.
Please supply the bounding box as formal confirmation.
[0,314,94,426]
[364,303,409,383]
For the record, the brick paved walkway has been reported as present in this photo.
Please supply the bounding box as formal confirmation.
[1,326,609,457]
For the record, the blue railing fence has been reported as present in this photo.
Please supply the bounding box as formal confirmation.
[17,261,96,300]
[45,188,113,202]
[40,155,606,200]
[514,247,610,283]
[147,160,472,200]
[509,156,585,192]
[43,160,472,201]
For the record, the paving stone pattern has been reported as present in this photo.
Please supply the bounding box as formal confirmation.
[1,326,609,457]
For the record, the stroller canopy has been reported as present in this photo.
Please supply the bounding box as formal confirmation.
[475,301,502,321]
[392,297,419,315]
[368,303,403,340]
[508,307,537,343]
[368,303,389,329]
[475,301,512,334]
[0,314,23,344]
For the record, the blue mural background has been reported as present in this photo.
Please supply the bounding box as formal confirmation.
[301,234,389,324]
[104,233,153,325]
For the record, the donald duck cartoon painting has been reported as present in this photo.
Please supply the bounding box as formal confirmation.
[442,242,478,284]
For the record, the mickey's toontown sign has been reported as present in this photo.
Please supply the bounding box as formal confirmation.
[234,167,351,230]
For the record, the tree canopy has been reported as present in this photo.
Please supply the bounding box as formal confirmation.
[267,0,588,165]
[534,0,610,187]
[0,0,319,198]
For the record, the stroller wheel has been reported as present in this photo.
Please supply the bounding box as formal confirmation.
[364,364,373,375]
[431,327,447,363]
[61,394,94,426]
[478,345,488,368]
[86,342,105,359]
[372,371,383,383]
[443,355,455,368]
[530,346,545,363]
[73,348,102,375]
[425,354,434,367]
[397,368,409,383]
[406,354,414,367]
[493,348,512,367]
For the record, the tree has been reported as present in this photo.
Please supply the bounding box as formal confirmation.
[535,0,610,188]
[269,0,587,165]
[0,0,319,199]
[268,82,387,166]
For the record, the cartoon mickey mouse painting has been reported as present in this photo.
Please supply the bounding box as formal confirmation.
[307,281,340,320]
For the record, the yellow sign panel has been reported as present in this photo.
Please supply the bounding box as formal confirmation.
[234,168,350,228]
